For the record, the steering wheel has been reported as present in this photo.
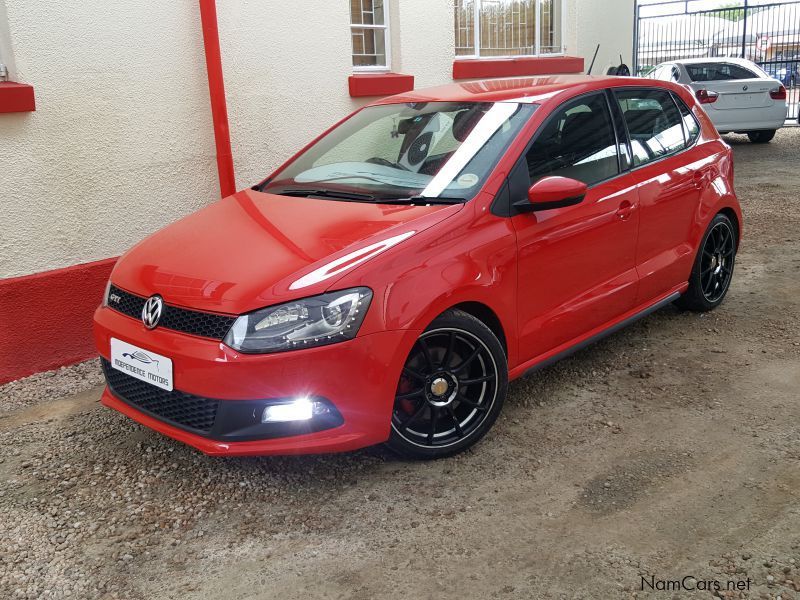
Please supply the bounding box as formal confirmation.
[366,157,409,171]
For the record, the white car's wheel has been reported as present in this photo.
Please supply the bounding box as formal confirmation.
[747,130,776,143]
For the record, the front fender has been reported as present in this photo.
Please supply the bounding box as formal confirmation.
[339,204,521,369]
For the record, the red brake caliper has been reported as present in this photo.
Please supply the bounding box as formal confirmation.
[396,375,417,414]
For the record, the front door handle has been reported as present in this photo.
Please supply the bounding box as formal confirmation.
[616,200,635,221]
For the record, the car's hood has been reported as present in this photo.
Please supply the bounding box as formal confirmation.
[111,189,462,314]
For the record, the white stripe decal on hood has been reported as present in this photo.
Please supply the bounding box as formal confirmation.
[289,230,417,291]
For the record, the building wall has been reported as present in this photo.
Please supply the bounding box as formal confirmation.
[0,0,219,279]
[0,0,633,382]
[572,0,636,75]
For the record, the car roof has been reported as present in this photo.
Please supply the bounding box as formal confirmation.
[370,75,680,106]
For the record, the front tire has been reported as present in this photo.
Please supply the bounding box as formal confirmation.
[387,310,508,460]
[747,130,776,143]
[675,213,737,312]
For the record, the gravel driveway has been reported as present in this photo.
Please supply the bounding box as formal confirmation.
[2,130,799,600]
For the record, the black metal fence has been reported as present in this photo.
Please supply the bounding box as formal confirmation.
[634,0,800,121]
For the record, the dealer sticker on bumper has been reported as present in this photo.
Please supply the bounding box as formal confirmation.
[110,338,173,391]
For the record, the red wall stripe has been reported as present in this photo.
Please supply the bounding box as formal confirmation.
[0,81,36,113]
[452,56,585,80]
[348,73,415,97]
[0,257,117,384]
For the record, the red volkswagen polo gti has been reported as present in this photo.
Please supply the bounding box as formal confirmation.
[94,75,742,459]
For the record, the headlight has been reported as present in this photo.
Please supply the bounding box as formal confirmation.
[223,287,373,353]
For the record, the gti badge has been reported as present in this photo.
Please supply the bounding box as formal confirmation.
[141,295,164,329]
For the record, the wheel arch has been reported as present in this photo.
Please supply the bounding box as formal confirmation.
[399,291,517,368]
[448,301,508,357]
[717,206,741,249]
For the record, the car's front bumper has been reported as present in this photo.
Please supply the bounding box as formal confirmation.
[94,305,418,456]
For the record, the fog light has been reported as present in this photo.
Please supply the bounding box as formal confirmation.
[261,398,329,423]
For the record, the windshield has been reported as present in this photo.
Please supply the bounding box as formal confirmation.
[262,101,536,203]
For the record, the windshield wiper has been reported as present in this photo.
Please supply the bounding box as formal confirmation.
[273,188,376,202]
[380,195,467,206]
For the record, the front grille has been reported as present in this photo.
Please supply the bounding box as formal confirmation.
[108,285,146,320]
[107,285,236,340]
[102,359,219,434]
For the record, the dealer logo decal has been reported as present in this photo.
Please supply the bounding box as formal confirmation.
[122,350,160,370]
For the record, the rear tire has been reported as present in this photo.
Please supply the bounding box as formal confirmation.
[675,213,737,312]
[747,130,776,143]
[386,309,508,460]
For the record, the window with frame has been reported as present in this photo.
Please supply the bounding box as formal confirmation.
[615,89,686,167]
[455,0,564,58]
[351,0,390,70]
[525,93,620,187]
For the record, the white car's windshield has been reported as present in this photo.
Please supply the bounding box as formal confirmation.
[262,101,536,203]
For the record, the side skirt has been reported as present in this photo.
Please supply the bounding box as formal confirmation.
[514,291,682,380]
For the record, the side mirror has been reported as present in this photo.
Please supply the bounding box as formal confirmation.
[515,176,588,213]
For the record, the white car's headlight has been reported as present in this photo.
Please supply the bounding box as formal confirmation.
[223,288,373,353]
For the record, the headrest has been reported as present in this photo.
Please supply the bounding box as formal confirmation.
[560,112,597,148]
[624,109,664,136]
[452,108,486,142]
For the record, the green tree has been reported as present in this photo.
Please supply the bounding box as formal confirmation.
[717,2,744,22]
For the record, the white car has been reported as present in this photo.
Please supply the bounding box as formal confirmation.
[648,57,787,143]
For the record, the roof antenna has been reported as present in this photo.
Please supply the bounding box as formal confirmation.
[587,44,600,75]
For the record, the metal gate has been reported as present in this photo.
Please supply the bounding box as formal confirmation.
[634,0,800,122]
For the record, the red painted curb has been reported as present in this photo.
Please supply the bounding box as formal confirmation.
[452,56,585,80]
[0,257,117,384]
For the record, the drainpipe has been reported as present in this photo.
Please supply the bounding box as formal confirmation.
[199,0,236,198]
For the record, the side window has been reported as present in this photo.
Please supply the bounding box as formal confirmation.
[673,94,700,146]
[670,66,681,82]
[525,94,620,187]
[615,89,686,167]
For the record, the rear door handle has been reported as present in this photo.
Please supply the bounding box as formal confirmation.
[694,170,709,189]
[616,200,635,221]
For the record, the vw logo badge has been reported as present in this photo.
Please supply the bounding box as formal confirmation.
[141,295,164,330]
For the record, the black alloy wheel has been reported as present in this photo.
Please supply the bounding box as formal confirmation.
[387,310,507,459]
[676,213,737,312]
[699,220,736,303]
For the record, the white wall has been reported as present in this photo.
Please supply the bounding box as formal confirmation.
[570,0,635,75]
[396,0,454,89]
[216,1,360,191]
[0,1,219,279]
[1,0,635,279]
